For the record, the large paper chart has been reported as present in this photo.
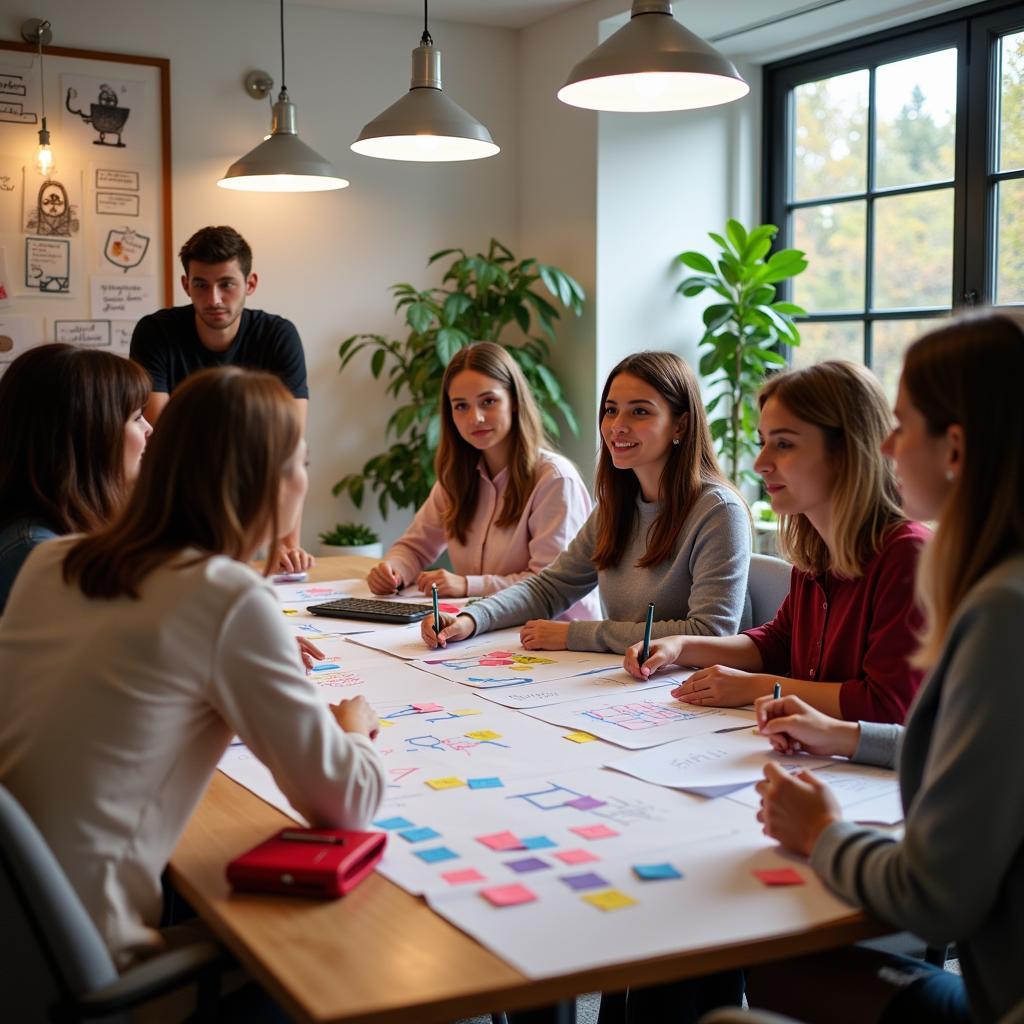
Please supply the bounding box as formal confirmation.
[480,668,690,710]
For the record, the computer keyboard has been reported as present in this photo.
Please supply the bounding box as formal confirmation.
[306,597,436,624]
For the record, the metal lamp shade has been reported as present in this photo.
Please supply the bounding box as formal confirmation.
[558,4,749,113]
[351,45,499,162]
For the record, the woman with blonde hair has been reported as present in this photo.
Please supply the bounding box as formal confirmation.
[423,350,751,654]
[628,359,928,723]
[752,312,1024,1023]
[0,367,384,969]
[368,341,598,617]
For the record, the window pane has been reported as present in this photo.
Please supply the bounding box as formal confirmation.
[792,202,866,313]
[872,317,947,402]
[999,30,1024,172]
[996,178,1024,304]
[872,189,954,309]
[875,49,957,188]
[790,321,864,371]
[793,70,869,200]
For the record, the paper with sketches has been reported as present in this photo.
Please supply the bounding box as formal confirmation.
[480,668,688,710]
[54,319,111,347]
[0,315,38,369]
[24,236,70,294]
[102,225,150,271]
[90,275,156,318]
[0,157,19,232]
[23,171,81,236]
[350,624,525,662]
[94,166,141,217]
[62,75,141,150]
[0,68,39,126]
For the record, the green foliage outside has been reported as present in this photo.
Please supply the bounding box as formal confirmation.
[676,220,808,487]
[318,522,380,546]
[333,240,583,518]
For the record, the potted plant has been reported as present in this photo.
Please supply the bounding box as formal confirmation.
[333,239,583,518]
[675,220,808,487]
[318,522,383,559]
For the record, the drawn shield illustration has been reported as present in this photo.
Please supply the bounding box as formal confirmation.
[104,228,150,271]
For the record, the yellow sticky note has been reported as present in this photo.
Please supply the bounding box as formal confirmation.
[453,708,482,717]
[378,719,396,728]
[564,731,598,744]
[465,729,502,741]
[282,608,299,616]
[583,889,638,912]
[425,776,466,790]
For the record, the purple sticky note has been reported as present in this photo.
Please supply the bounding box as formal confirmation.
[560,871,609,891]
[505,856,551,873]
[567,796,607,811]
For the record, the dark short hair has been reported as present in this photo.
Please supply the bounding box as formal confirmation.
[179,225,252,277]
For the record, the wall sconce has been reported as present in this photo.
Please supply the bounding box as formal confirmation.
[21,18,56,176]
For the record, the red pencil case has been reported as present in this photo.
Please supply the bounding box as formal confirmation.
[226,827,386,899]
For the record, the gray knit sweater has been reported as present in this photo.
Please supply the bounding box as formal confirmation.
[812,552,1024,1023]
[462,483,752,653]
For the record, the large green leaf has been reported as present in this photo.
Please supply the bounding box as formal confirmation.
[407,301,435,334]
[677,251,716,274]
[726,219,748,255]
[436,328,468,365]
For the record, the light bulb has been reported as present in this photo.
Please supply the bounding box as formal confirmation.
[35,141,54,177]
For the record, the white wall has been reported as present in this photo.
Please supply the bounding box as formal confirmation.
[1,1,519,549]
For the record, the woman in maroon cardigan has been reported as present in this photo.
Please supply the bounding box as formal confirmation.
[625,360,928,724]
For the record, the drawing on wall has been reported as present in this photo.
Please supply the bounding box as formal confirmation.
[0,69,38,125]
[53,320,111,347]
[94,166,140,216]
[24,237,70,293]
[0,316,39,370]
[24,178,80,236]
[103,227,149,271]
[65,81,130,147]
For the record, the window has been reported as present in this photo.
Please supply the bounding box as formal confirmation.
[765,0,1024,397]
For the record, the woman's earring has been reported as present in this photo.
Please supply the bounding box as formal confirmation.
[945,469,956,482]
[672,437,680,446]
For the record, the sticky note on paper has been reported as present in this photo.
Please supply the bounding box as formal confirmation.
[373,817,414,830]
[753,867,805,887]
[467,777,504,790]
[425,777,466,790]
[554,848,599,865]
[560,871,608,891]
[634,863,683,881]
[521,835,557,850]
[414,846,459,864]
[453,708,482,716]
[398,826,441,843]
[582,888,638,912]
[505,856,551,874]
[564,731,598,743]
[477,830,526,851]
[481,884,537,907]
[566,796,606,811]
[442,867,485,885]
[438,603,461,614]
[570,823,619,841]
[413,702,445,713]
[465,729,502,741]
[378,719,396,728]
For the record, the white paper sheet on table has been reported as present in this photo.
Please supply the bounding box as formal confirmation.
[522,685,757,749]
[606,728,831,793]
[272,577,359,604]
[479,668,690,710]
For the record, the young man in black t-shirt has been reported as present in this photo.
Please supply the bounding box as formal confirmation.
[130,226,312,571]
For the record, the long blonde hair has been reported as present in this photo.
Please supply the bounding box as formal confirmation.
[63,367,301,598]
[759,361,903,578]
[904,314,1024,667]
[436,343,544,545]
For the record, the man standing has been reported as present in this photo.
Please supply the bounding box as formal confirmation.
[130,225,312,570]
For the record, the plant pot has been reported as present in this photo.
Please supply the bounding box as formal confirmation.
[319,542,383,559]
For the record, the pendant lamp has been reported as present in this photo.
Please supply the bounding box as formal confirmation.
[558,1,749,113]
[351,0,498,162]
[218,0,348,191]
[21,19,56,176]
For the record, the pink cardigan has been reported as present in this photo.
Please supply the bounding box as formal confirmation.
[384,450,602,620]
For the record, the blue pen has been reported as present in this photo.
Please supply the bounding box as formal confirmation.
[641,602,655,665]
[432,583,440,635]
[773,681,782,700]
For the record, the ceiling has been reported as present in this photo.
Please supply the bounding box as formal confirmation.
[299,0,590,30]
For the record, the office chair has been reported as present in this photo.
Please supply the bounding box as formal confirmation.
[747,553,792,628]
[0,783,230,1023]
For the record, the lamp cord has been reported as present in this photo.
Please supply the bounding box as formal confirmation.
[421,0,432,47]
[279,0,287,92]
[37,23,47,126]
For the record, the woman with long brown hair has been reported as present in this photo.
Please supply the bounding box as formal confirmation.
[0,367,384,969]
[422,350,751,654]
[628,360,927,723]
[368,341,598,617]
[0,343,152,613]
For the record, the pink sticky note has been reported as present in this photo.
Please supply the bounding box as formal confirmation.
[489,650,515,658]
[481,884,537,907]
[477,830,526,851]
[480,658,513,666]
[753,867,805,887]
[412,702,445,713]
[554,848,599,865]
[570,823,619,841]
[439,603,461,614]
[442,868,485,885]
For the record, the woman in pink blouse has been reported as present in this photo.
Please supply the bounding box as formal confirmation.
[625,360,928,724]
[367,342,600,619]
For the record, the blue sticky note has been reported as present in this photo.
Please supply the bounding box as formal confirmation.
[521,835,557,850]
[374,816,414,830]
[467,776,504,790]
[399,826,441,843]
[415,846,460,864]
[633,863,683,881]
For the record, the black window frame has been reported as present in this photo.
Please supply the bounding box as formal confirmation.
[764,0,1024,368]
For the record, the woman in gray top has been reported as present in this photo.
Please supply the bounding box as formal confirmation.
[422,350,751,654]
[753,313,1024,1024]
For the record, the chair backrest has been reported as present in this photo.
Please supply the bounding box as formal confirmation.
[747,553,792,628]
[0,784,120,1021]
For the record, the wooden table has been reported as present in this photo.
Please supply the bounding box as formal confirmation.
[169,557,885,1023]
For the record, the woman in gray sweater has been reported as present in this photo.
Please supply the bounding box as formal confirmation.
[753,313,1024,1023]
[421,350,751,654]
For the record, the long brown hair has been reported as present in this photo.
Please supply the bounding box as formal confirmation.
[904,313,1024,667]
[0,343,150,534]
[63,367,301,598]
[593,351,734,570]
[759,361,903,578]
[436,343,544,545]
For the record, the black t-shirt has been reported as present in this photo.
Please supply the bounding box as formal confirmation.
[129,305,309,398]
